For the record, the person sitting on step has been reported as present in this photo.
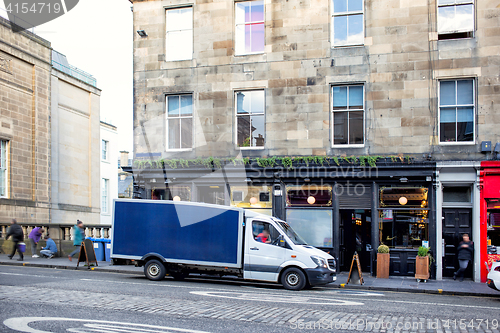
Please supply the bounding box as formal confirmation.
[40,235,58,259]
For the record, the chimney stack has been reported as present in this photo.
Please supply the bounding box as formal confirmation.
[120,151,129,168]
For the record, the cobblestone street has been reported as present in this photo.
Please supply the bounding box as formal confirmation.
[1,266,499,332]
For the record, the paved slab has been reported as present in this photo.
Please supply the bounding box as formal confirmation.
[0,254,143,275]
[335,271,499,297]
[0,254,498,297]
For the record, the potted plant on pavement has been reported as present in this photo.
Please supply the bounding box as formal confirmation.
[415,246,432,282]
[377,244,390,279]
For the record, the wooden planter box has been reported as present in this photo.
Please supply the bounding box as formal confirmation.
[377,253,390,279]
[415,256,430,281]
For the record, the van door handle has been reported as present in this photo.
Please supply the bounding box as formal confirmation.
[250,247,259,250]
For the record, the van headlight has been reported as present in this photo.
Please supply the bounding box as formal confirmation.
[311,256,328,268]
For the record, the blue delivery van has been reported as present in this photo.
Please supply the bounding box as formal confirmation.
[111,199,336,290]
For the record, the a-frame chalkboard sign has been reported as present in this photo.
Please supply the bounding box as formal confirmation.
[346,251,364,285]
[76,239,98,269]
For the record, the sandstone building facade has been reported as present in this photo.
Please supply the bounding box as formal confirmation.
[0,17,51,225]
[129,0,500,281]
[0,18,103,228]
[50,50,102,226]
[132,0,500,158]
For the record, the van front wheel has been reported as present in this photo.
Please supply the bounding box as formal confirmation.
[281,267,307,290]
[144,259,166,281]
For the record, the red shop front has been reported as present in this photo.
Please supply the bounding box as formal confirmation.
[479,161,500,282]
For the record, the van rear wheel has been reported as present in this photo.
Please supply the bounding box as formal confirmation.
[281,267,307,290]
[144,259,166,281]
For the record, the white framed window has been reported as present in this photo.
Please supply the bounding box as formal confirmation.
[235,1,265,55]
[166,7,193,61]
[101,140,108,161]
[332,0,364,47]
[166,94,193,150]
[439,79,475,143]
[235,90,265,148]
[438,0,474,39]
[0,140,8,198]
[102,178,109,214]
[331,85,364,146]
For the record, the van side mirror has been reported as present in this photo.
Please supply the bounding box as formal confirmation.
[271,235,280,246]
[275,235,286,247]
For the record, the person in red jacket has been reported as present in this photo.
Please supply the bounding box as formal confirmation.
[255,229,271,244]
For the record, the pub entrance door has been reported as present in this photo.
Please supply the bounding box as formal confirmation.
[339,209,372,272]
[442,208,472,278]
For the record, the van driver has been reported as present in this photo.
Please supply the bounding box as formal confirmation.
[256,229,271,244]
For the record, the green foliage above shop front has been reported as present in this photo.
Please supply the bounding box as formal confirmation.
[256,156,277,168]
[133,155,413,170]
[278,157,293,169]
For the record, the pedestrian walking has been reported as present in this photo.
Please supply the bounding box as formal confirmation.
[28,226,44,258]
[6,219,24,261]
[68,220,85,261]
[454,233,473,282]
[40,235,58,258]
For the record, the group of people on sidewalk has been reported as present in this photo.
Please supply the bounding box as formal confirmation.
[5,218,84,261]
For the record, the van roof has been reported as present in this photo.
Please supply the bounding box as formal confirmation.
[244,210,272,219]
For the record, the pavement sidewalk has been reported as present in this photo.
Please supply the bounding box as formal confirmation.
[0,254,498,297]
[0,253,143,274]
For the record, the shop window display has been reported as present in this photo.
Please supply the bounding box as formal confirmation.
[286,185,332,207]
[230,185,272,216]
[487,200,500,257]
[198,185,225,205]
[379,210,429,248]
[379,187,429,248]
[285,185,333,247]
[230,185,272,208]
[286,209,333,248]
[151,185,191,201]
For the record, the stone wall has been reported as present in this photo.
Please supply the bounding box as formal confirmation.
[131,0,500,161]
[0,18,51,224]
[50,69,102,226]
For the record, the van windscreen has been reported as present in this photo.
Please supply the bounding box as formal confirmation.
[275,220,307,245]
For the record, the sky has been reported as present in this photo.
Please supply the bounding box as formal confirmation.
[0,0,134,153]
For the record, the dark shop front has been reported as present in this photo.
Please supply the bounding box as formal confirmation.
[128,160,436,277]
